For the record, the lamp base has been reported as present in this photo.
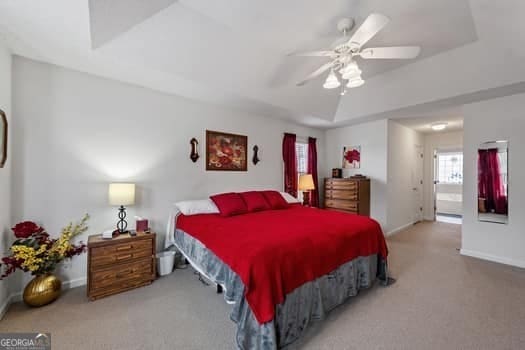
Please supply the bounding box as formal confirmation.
[302,191,311,206]
[116,205,128,234]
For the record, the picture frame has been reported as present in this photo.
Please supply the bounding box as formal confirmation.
[206,130,248,171]
[342,145,361,169]
[0,109,7,168]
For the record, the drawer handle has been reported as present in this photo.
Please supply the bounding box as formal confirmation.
[116,245,133,251]
[116,269,134,278]
[116,254,133,261]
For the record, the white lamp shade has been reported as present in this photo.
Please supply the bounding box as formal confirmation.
[346,76,365,88]
[323,70,340,89]
[108,183,135,206]
[298,174,315,191]
[340,62,362,80]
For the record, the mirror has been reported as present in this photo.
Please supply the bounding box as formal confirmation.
[478,141,508,224]
[0,109,6,168]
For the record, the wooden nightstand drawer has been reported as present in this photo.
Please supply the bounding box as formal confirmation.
[91,245,152,268]
[91,257,153,290]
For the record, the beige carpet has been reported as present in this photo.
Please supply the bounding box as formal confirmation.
[2,221,525,349]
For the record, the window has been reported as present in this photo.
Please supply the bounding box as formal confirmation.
[437,153,463,184]
[296,142,308,174]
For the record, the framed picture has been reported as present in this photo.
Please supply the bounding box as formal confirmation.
[0,109,7,168]
[206,130,248,171]
[342,145,360,169]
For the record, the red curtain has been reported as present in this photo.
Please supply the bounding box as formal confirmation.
[308,137,319,207]
[478,149,507,214]
[282,133,297,197]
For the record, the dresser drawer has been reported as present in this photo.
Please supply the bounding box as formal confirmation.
[325,189,358,200]
[325,181,357,191]
[90,257,153,290]
[91,239,153,268]
[325,199,358,212]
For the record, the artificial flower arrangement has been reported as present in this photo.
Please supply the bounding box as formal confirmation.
[0,214,89,279]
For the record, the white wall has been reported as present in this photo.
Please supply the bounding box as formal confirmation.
[461,93,525,268]
[387,121,424,233]
[423,131,463,220]
[11,56,325,293]
[325,120,388,229]
[0,40,11,317]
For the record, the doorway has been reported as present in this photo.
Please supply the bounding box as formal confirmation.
[434,149,463,224]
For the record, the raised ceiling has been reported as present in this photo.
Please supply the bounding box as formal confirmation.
[0,0,523,128]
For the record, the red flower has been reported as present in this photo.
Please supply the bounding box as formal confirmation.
[344,149,360,164]
[219,156,232,165]
[12,221,43,238]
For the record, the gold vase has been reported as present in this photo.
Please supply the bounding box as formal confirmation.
[23,274,62,307]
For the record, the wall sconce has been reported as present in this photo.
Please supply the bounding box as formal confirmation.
[190,138,199,163]
[252,145,260,165]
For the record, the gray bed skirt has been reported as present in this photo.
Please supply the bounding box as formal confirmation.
[173,228,386,350]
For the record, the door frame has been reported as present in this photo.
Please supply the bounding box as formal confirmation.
[433,147,464,220]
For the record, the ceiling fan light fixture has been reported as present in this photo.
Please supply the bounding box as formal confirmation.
[323,69,341,89]
[346,76,365,88]
[340,61,361,80]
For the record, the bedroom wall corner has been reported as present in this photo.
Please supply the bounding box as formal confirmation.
[0,39,12,319]
[461,93,525,268]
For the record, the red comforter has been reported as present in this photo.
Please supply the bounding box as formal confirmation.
[177,205,388,324]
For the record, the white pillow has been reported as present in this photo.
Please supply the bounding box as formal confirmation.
[280,191,301,204]
[175,199,219,216]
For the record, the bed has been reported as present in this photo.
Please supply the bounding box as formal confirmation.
[165,194,388,350]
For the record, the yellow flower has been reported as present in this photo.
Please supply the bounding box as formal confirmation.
[12,244,47,272]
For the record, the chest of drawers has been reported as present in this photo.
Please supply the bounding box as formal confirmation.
[324,178,370,216]
[87,232,156,300]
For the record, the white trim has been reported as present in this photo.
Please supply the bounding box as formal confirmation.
[386,222,415,237]
[460,249,525,268]
[0,276,88,319]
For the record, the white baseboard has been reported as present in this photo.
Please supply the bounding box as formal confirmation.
[460,249,525,269]
[0,276,87,319]
[386,222,415,237]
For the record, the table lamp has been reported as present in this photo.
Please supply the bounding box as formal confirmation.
[108,183,135,234]
[298,174,315,206]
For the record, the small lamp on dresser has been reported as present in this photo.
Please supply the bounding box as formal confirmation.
[108,183,135,234]
[298,174,315,206]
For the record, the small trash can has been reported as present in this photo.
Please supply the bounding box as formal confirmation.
[156,251,176,276]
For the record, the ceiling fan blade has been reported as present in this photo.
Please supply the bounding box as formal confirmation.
[360,46,421,59]
[296,61,334,86]
[288,50,334,57]
[347,13,390,48]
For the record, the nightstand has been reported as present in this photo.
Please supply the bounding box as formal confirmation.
[87,232,156,300]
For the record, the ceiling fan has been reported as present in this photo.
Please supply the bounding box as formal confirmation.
[291,13,421,93]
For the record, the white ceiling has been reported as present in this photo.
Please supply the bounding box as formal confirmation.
[0,0,523,128]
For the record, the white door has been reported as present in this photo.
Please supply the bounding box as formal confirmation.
[412,145,424,222]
